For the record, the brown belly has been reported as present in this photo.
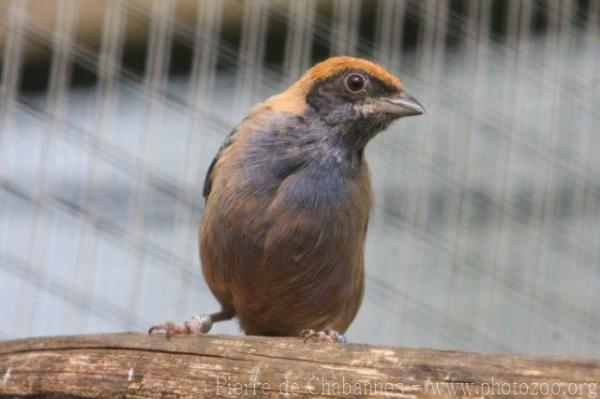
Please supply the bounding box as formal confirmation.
[199,196,366,336]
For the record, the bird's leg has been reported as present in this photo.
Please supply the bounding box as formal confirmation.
[300,328,347,344]
[148,309,234,338]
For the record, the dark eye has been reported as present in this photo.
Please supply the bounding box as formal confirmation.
[345,73,366,92]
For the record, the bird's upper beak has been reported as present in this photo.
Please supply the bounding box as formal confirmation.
[372,91,425,118]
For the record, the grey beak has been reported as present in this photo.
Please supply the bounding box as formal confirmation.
[375,91,425,117]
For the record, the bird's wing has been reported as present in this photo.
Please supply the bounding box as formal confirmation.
[203,127,238,199]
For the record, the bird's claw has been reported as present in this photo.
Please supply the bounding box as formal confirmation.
[148,315,212,338]
[148,321,184,339]
[300,328,347,344]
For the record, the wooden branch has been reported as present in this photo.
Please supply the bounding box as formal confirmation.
[0,333,599,398]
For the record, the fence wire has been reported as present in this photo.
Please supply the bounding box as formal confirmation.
[0,0,599,355]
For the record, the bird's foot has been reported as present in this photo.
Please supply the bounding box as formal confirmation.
[148,314,212,338]
[300,328,347,344]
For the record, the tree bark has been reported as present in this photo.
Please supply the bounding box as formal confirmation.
[0,333,599,398]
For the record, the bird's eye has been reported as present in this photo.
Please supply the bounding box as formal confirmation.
[345,73,366,92]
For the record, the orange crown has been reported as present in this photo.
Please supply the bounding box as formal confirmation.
[257,56,404,115]
[295,56,404,91]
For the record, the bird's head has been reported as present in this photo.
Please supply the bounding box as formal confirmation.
[261,56,424,149]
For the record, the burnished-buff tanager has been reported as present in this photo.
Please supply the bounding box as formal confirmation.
[150,56,424,343]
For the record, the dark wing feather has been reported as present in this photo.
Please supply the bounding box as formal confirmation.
[203,127,238,199]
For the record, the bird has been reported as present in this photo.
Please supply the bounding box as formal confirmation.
[149,56,424,343]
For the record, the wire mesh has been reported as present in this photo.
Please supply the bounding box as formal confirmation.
[0,0,599,355]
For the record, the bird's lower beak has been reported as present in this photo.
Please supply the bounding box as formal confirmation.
[374,92,425,117]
